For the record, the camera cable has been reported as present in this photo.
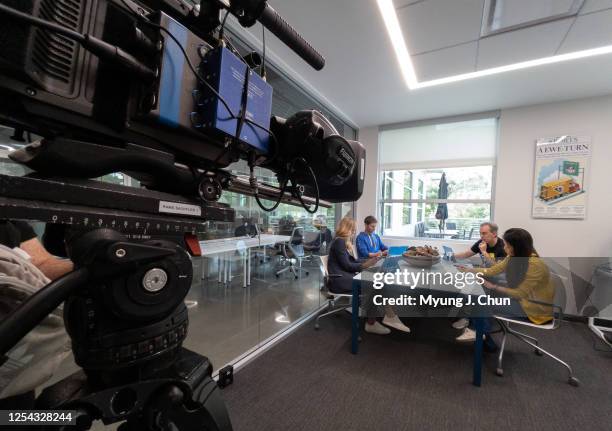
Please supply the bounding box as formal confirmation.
[118,1,280,162]
[0,3,156,80]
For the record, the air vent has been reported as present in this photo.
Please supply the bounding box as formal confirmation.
[32,0,82,84]
[481,0,585,37]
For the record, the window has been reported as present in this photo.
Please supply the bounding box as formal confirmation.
[378,117,497,239]
[417,180,424,222]
[402,205,411,225]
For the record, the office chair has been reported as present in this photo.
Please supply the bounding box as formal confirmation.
[494,272,579,386]
[275,227,309,279]
[414,222,426,237]
[314,255,353,330]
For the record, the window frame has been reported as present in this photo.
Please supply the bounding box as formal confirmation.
[377,114,499,240]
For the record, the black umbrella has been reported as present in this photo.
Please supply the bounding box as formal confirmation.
[435,173,448,233]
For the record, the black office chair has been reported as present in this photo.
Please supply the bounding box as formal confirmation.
[275,227,309,279]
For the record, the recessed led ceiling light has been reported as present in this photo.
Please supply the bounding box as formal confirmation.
[376,0,418,88]
[376,0,612,90]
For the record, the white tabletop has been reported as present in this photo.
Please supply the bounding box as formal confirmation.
[199,234,291,256]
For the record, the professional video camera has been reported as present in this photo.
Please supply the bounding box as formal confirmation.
[0,0,365,210]
[0,1,365,429]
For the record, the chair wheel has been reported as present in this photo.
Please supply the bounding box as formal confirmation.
[275,274,279,278]
[568,377,580,387]
[314,324,320,330]
[306,272,309,276]
[534,349,543,356]
[496,368,504,376]
[294,276,298,279]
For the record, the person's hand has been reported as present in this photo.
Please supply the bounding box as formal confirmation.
[375,251,382,258]
[363,256,380,269]
[478,241,487,254]
[455,264,469,272]
[382,250,389,257]
[482,279,496,290]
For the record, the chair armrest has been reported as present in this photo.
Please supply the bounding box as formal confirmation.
[327,274,342,278]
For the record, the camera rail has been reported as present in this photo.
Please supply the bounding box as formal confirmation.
[0,174,233,235]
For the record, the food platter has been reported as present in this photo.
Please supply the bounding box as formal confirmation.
[402,245,441,268]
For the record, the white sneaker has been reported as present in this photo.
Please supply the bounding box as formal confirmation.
[455,327,486,342]
[452,318,469,329]
[365,321,391,335]
[456,327,476,342]
[382,315,411,333]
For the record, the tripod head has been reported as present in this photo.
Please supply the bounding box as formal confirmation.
[0,176,233,430]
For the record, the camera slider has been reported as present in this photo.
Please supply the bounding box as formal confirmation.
[0,173,234,235]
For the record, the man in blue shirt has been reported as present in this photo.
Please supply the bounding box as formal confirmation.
[356,216,388,259]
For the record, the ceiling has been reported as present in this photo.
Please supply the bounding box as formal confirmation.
[228,0,612,128]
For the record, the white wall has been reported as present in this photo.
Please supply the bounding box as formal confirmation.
[358,94,612,259]
[495,94,612,258]
[355,126,379,227]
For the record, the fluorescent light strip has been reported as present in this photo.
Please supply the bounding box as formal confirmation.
[377,0,612,90]
[376,0,418,88]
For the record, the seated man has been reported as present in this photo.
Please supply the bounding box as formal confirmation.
[451,221,507,332]
[453,222,506,267]
[355,216,388,260]
[234,218,258,237]
[304,223,333,253]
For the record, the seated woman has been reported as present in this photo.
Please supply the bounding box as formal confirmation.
[456,228,554,343]
[327,217,411,335]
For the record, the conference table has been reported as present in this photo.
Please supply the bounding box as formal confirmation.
[199,234,291,287]
[351,258,487,386]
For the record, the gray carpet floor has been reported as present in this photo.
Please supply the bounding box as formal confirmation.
[220,314,612,431]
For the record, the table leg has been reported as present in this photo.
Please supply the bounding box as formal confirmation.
[351,278,360,354]
[224,253,228,284]
[227,253,231,284]
[218,256,222,283]
[247,248,251,285]
[473,316,484,387]
[243,252,247,288]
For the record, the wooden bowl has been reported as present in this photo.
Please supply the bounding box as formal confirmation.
[402,254,441,268]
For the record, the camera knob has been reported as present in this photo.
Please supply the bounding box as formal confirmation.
[142,268,168,293]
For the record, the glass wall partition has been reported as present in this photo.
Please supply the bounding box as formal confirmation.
[0,24,358,375]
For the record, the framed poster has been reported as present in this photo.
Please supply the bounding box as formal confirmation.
[532,135,591,219]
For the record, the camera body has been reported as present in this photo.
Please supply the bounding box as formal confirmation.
[0,0,365,204]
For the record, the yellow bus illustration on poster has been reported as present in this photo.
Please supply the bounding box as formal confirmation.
[532,135,590,219]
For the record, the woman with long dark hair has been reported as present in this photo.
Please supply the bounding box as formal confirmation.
[456,228,554,343]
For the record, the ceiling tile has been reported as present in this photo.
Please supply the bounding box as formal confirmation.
[558,8,612,52]
[579,0,612,14]
[477,18,574,70]
[397,0,485,55]
[412,42,478,81]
